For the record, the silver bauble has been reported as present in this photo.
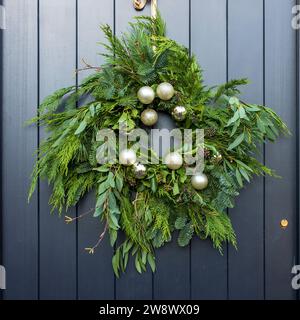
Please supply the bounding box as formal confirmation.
[137,86,155,104]
[172,106,187,121]
[119,149,137,166]
[156,82,175,101]
[165,152,183,170]
[133,163,147,179]
[141,108,158,126]
[191,173,209,190]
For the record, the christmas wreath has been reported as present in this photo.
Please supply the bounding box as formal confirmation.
[28,14,289,276]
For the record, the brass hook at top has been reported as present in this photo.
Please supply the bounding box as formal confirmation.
[133,0,158,18]
[133,0,148,11]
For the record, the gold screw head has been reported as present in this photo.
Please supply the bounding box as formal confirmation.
[280,219,289,229]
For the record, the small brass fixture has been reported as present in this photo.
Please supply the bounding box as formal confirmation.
[280,219,289,229]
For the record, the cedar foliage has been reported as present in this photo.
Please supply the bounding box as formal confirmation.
[28,13,289,276]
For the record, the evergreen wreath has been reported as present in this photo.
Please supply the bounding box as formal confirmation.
[28,14,289,276]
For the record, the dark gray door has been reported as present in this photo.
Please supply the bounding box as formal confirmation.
[1,0,299,300]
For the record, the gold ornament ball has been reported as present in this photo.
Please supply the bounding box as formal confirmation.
[133,163,147,179]
[191,173,209,190]
[119,149,137,166]
[141,108,158,126]
[156,82,175,101]
[172,106,187,121]
[137,86,155,104]
[165,152,183,170]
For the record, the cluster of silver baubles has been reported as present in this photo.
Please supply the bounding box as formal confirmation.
[119,82,208,191]
[137,82,187,126]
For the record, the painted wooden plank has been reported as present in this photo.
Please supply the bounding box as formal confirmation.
[0,0,4,300]
[298,0,300,302]
[114,0,153,300]
[265,0,297,300]
[77,0,115,300]
[39,0,77,299]
[2,0,38,300]
[190,0,228,300]
[152,0,191,300]
[227,0,265,300]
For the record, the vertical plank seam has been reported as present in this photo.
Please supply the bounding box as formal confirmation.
[189,0,192,301]
[113,0,117,301]
[226,0,229,301]
[263,0,266,301]
[0,0,3,301]
[37,0,41,301]
[75,0,79,301]
[296,0,300,302]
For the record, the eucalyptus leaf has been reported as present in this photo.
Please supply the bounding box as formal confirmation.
[228,133,245,150]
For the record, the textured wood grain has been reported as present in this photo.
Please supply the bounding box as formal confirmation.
[39,0,77,299]
[265,0,297,300]
[114,0,153,300]
[191,0,228,300]
[2,0,38,299]
[77,0,115,300]
[228,0,264,300]
[152,0,191,300]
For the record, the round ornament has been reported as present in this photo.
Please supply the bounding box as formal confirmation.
[156,82,175,101]
[119,149,137,166]
[141,108,158,126]
[165,152,183,170]
[191,173,209,190]
[137,86,155,104]
[133,162,147,179]
[172,106,187,121]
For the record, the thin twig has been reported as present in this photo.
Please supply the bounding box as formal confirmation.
[85,220,109,254]
[65,207,95,224]
[76,58,102,73]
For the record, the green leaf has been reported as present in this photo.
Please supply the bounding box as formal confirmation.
[135,255,142,274]
[230,121,239,137]
[178,222,194,247]
[150,177,157,193]
[147,254,156,272]
[89,104,95,117]
[226,110,240,127]
[75,119,87,135]
[108,192,119,214]
[175,216,187,230]
[257,117,266,133]
[93,166,110,173]
[98,181,110,195]
[228,132,245,150]
[239,167,250,183]
[123,241,133,256]
[238,107,248,120]
[141,250,147,265]
[235,160,254,172]
[115,174,123,192]
[109,213,120,230]
[173,182,180,196]
[247,105,261,112]
[235,168,243,187]
[107,172,115,188]
[94,192,107,217]
[109,229,118,246]
[112,250,120,278]
[229,97,240,105]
